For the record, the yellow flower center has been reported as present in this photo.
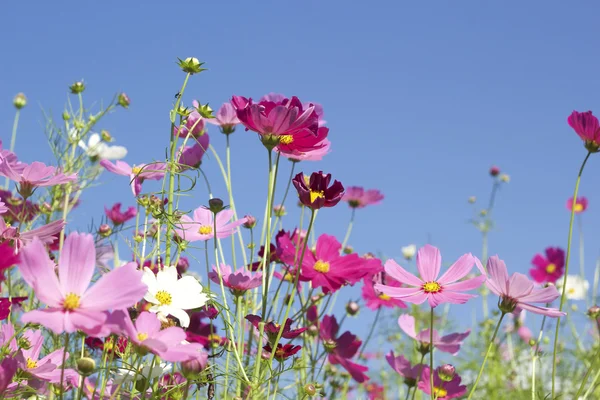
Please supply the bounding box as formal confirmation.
[155,290,173,306]
[574,203,584,212]
[198,225,213,235]
[63,293,81,311]
[283,272,294,282]
[303,175,310,186]
[433,387,448,397]
[132,166,143,175]
[378,293,391,301]
[104,339,114,351]
[309,190,325,203]
[422,281,441,293]
[568,288,576,294]
[279,135,294,144]
[26,358,37,369]
[313,260,330,273]
[137,333,149,342]
[546,263,556,273]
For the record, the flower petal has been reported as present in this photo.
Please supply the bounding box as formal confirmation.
[81,263,146,311]
[416,245,441,282]
[58,233,96,295]
[437,253,476,285]
[383,259,423,287]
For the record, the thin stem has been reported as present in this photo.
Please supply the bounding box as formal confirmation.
[410,354,426,400]
[358,307,381,358]
[429,307,434,400]
[340,208,356,250]
[552,151,592,397]
[467,312,505,399]
[575,348,600,399]
[4,109,20,189]
[58,333,70,400]
[578,215,588,307]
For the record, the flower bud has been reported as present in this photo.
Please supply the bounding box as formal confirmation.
[13,93,27,109]
[208,198,225,214]
[480,209,488,217]
[401,244,417,260]
[528,338,536,347]
[62,111,71,121]
[343,246,353,254]
[181,356,208,378]
[307,325,319,337]
[588,305,600,319]
[323,339,337,353]
[273,204,286,217]
[500,174,510,183]
[468,196,476,204]
[76,357,96,376]
[70,81,86,94]
[118,92,130,108]
[98,224,112,238]
[571,304,578,312]
[303,383,317,396]
[40,202,52,214]
[101,130,113,142]
[437,364,455,382]
[196,103,214,119]
[345,301,359,316]
[489,166,500,177]
[243,215,256,229]
[178,57,205,74]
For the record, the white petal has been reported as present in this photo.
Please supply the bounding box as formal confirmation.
[156,266,178,290]
[100,145,128,160]
[167,307,191,328]
[142,267,158,294]
[88,133,101,147]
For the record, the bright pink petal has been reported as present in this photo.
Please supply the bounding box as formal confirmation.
[416,245,441,282]
[383,259,423,287]
[58,233,95,295]
[64,310,107,334]
[442,275,486,292]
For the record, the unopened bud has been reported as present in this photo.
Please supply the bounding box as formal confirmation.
[528,339,536,347]
[307,325,319,337]
[70,81,86,94]
[489,166,500,177]
[500,174,510,183]
[571,304,578,312]
[118,92,130,108]
[437,364,455,382]
[243,215,256,229]
[98,224,112,237]
[76,357,96,376]
[343,246,353,254]
[178,57,205,75]
[101,130,113,142]
[468,196,476,204]
[13,93,27,109]
[273,204,286,217]
[345,301,359,316]
[62,111,71,121]
[208,198,225,214]
[303,383,317,396]
[588,305,600,319]
[181,356,208,378]
[40,202,52,214]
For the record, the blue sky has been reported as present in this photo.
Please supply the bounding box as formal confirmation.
[2,0,600,355]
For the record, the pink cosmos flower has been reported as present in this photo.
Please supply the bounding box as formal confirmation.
[174,207,246,242]
[320,315,369,383]
[18,233,147,335]
[178,134,210,169]
[100,160,166,196]
[398,314,470,355]
[375,245,485,308]
[278,126,330,162]
[263,343,302,362]
[567,196,588,213]
[417,366,467,399]
[0,218,65,252]
[285,139,331,162]
[0,190,38,223]
[175,101,205,138]
[362,271,407,310]
[529,247,565,284]
[105,203,136,225]
[292,171,345,210]
[208,264,262,295]
[0,158,76,197]
[0,140,25,173]
[0,357,17,397]
[486,255,565,317]
[278,233,376,294]
[0,201,6,215]
[342,187,384,208]
[206,102,240,134]
[386,352,425,387]
[568,110,600,150]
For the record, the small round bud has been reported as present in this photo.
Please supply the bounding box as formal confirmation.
[118,92,130,108]
[303,383,317,396]
[345,301,359,316]
[480,209,488,217]
[40,202,52,214]
[500,174,510,183]
[307,325,319,337]
[571,304,578,312]
[437,364,455,382]
[181,356,208,378]
[62,111,71,121]
[243,215,256,229]
[76,357,96,376]
[543,337,550,344]
[98,224,112,238]
[343,246,353,254]
[528,338,536,347]
[13,93,27,109]
[273,204,286,217]
[101,130,113,142]
[323,339,337,353]
[70,81,86,94]
[468,196,476,204]
[489,166,500,177]
[208,198,225,214]
[178,57,205,74]
[588,305,600,319]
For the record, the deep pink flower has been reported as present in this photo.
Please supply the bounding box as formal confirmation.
[343,187,384,208]
[174,207,246,242]
[567,196,588,213]
[175,101,205,138]
[417,366,467,399]
[0,201,6,215]
[568,111,600,150]
[100,160,166,196]
[263,343,302,362]
[206,102,240,134]
[364,383,385,400]
[0,297,26,321]
[246,314,306,345]
[0,218,65,252]
[105,203,136,225]
[292,171,344,210]
[278,126,330,162]
[0,159,76,197]
[278,233,375,294]
[320,315,369,383]
[284,138,331,162]
[208,264,262,295]
[375,245,485,308]
[178,134,210,169]
[0,357,17,396]
[0,242,18,283]
[18,233,147,335]
[529,247,565,284]
[386,352,425,387]
[362,272,407,310]
[398,314,470,355]
[486,255,565,317]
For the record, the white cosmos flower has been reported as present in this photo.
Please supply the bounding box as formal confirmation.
[401,244,417,260]
[113,362,171,384]
[142,265,209,328]
[558,275,589,301]
[78,133,127,160]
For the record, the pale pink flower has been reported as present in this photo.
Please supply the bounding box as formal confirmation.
[100,160,166,196]
[0,201,6,215]
[386,352,424,386]
[18,233,147,335]
[208,264,263,294]
[0,158,76,197]
[178,134,210,169]
[342,187,384,208]
[0,140,25,173]
[0,218,64,252]
[206,102,240,134]
[375,245,485,308]
[174,207,246,242]
[398,314,470,355]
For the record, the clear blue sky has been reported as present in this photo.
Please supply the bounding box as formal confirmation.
[2,0,600,349]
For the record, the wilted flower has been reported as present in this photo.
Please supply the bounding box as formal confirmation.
[292,171,344,210]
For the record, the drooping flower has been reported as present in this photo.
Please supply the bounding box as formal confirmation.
[361,272,407,310]
[208,264,262,295]
[386,352,425,388]
[486,255,565,317]
[0,159,76,197]
[105,203,137,225]
[398,314,470,355]
[292,171,344,210]
[100,160,166,196]
[558,275,589,301]
[567,196,588,213]
[245,315,306,345]
[417,366,467,399]
[320,315,369,382]
[178,135,210,169]
[79,133,127,161]
[342,187,384,208]
[0,219,65,252]
[529,247,565,284]
[568,110,600,152]
[263,343,302,362]
[375,245,485,308]
[142,265,209,328]
[18,233,147,335]
[206,102,240,134]
[173,207,246,242]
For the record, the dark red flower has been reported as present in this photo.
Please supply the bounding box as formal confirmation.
[292,171,344,210]
[0,296,27,321]
[246,314,307,345]
[263,343,302,362]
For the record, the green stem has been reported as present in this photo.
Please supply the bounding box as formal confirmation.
[4,109,20,189]
[575,348,600,399]
[467,312,505,399]
[340,208,356,250]
[429,307,434,400]
[552,151,592,397]
[410,353,426,400]
[358,307,381,358]
[58,333,70,400]
[578,215,588,307]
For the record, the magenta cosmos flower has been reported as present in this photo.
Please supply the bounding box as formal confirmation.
[567,196,588,213]
[100,160,166,196]
[342,187,384,208]
[375,245,485,308]
[278,233,376,294]
[206,102,240,134]
[246,314,306,345]
[386,352,425,387]
[0,357,17,397]
[0,201,6,215]
[18,233,147,335]
[398,314,470,355]
[208,264,262,295]
[105,203,136,225]
[529,247,565,284]
[278,126,330,162]
[178,134,210,169]
[362,271,407,310]
[320,315,369,383]
[292,171,344,210]
[417,366,467,399]
[568,110,600,151]
[174,207,247,242]
[486,255,565,317]
[0,158,76,197]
